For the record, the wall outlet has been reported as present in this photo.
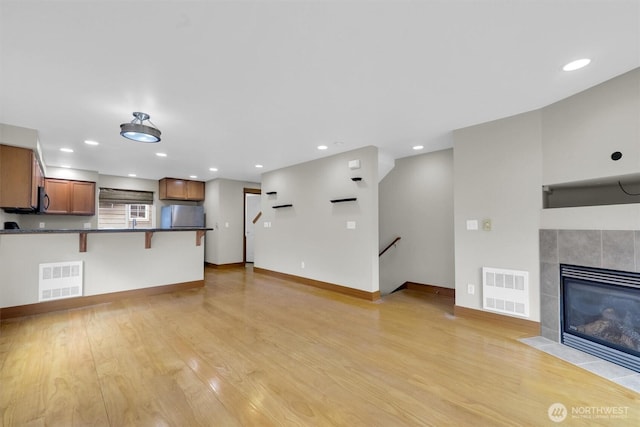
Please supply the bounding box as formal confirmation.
[347,221,356,229]
[83,222,91,229]
[39,222,45,229]
[301,261,305,269]
[224,222,230,228]
[467,284,475,295]
[263,221,271,228]
[466,219,478,231]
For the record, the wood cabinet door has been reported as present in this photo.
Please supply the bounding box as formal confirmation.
[0,145,35,208]
[186,180,205,201]
[44,179,70,214]
[165,179,187,199]
[70,181,96,215]
[159,178,205,201]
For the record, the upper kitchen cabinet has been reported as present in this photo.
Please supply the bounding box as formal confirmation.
[44,178,96,215]
[0,144,44,210]
[159,178,205,201]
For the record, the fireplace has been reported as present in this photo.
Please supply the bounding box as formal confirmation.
[560,264,640,373]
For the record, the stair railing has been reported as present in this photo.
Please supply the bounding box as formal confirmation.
[379,236,401,257]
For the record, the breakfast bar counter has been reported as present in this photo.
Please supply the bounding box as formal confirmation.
[0,227,211,252]
[0,228,211,318]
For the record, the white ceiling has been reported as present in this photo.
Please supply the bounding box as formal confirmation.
[1,0,639,183]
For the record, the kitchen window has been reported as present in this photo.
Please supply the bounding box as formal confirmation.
[128,204,149,221]
[98,188,154,229]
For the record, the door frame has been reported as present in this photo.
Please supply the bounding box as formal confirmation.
[243,187,261,263]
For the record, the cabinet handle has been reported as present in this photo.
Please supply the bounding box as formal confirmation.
[44,194,50,210]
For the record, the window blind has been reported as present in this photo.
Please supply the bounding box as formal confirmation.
[98,188,154,204]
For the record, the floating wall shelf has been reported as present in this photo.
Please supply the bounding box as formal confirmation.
[330,198,357,203]
[272,204,293,209]
[265,191,277,195]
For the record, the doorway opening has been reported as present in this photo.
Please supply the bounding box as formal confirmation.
[244,188,261,264]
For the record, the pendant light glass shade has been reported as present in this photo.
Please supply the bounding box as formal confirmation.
[120,112,161,142]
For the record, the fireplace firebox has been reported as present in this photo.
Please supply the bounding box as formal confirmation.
[560,264,640,373]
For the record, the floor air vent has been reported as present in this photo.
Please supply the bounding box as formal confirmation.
[482,267,529,318]
[38,261,83,302]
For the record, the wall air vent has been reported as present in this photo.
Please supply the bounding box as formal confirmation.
[38,261,83,302]
[482,267,529,318]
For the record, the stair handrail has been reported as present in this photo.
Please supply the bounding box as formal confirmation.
[379,236,401,257]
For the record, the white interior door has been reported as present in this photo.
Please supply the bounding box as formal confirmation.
[245,193,261,263]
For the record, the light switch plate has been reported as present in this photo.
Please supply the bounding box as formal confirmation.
[466,220,478,231]
[482,219,492,231]
[347,221,356,229]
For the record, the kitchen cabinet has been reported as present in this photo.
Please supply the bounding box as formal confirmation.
[159,178,205,201]
[44,178,96,215]
[0,144,43,210]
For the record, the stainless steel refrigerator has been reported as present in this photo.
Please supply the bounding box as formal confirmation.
[160,205,205,228]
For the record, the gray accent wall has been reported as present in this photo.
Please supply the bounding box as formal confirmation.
[453,111,543,321]
[379,149,454,294]
[255,146,379,292]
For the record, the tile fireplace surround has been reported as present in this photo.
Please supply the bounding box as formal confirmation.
[539,229,640,342]
[539,229,640,393]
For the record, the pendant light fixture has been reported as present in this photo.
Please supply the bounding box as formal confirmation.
[120,112,161,142]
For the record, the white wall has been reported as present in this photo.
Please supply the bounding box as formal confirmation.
[379,149,454,294]
[0,211,19,231]
[204,178,260,265]
[255,146,379,292]
[542,68,640,185]
[539,68,640,232]
[0,123,38,150]
[453,111,542,321]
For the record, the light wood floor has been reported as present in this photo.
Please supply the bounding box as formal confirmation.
[1,266,638,426]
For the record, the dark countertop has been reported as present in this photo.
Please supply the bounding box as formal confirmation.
[0,227,212,235]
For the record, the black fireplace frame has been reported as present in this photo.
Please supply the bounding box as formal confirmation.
[560,264,640,373]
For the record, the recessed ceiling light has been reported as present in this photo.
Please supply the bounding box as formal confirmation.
[563,58,591,71]
[190,175,197,179]
[317,145,328,150]
[84,140,99,146]
[209,167,218,172]
[255,164,263,168]
[61,165,71,168]
[334,141,344,145]
[128,173,137,177]
[413,145,424,150]
[156,152,167,157]
[60,148,74,153]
